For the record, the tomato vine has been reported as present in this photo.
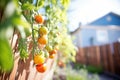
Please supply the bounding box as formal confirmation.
[0,0,76,73]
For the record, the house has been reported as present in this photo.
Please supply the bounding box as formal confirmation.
[72,12,120,47]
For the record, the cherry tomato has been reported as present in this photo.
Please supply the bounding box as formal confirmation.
[49,49,57,55]
[58,61,65,68]
[38,35,48,45]
[49,54,55,59]
[36,64,47,73]
[45,45,53,52]
[39,27,48,35]
[34,54,45,65]
[35,14,44,24]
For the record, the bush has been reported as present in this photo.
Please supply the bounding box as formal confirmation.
[72,62,103,74]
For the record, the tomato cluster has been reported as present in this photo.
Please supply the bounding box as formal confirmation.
[33,53,46,73]
[33,14,59,73]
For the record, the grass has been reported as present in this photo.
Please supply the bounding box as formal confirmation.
[53,64,100,80]
[66,68,87,80]
[66,67,100,80]
[67,74,85,80]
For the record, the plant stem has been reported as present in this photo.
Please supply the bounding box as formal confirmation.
[31,23,36,55]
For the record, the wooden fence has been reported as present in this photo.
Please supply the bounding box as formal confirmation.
[0,54,56,80]
[0,33,56,80]
[76,42,120,75]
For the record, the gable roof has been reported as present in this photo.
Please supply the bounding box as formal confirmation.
[88,12,120,26]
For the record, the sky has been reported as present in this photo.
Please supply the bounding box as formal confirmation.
[67,0,120,31]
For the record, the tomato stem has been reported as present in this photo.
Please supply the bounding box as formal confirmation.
[33,29,38,32]
[31,23,36,55]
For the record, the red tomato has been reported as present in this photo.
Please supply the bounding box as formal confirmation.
[36,64,47,73]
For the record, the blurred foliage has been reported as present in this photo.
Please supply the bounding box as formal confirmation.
[53,66,100,80]
[0,37,14,72]
[18,38,28,61]
[73,63,103,74]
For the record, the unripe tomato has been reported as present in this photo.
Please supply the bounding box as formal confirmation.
[45,45,52,52]
[39,27,48,35]
[36,64,47,73]
[38,35,48,45]
[35,14,44,24]
[34,54,45,65]
[44,51,49,58]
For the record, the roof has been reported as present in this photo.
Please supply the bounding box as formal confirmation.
[88,12,120,26]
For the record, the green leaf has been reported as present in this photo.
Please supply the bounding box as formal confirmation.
[0,37,14,72]
[52,0,56,5]
[20,49,28,60]
[0,0,11,8]
[22,3,35,10]
[36,0,44,9]
[18,38,28,60]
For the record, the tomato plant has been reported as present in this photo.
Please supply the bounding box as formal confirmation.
[0,0,76,73]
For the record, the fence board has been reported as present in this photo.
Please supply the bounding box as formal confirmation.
[100,45,110,72]
[113,42,120,75]
[84,47,89,65]
[106,44,115,73]
[95,46,101,67]
[76,48,86,64]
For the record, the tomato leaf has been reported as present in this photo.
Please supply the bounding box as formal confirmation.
[22,3,35,10]
[0,37,14,72]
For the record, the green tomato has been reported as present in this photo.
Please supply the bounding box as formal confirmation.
[45,45,53,52]
[44,51,49,58]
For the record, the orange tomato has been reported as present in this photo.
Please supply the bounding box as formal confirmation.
[58,61,65,68]
[49,54,55,59]
[35,14,44,24]
[38,35,48,45]
[34,54,45,65]
[49,49,57,55]
[39,27,48,35]
[36,64,47,73]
